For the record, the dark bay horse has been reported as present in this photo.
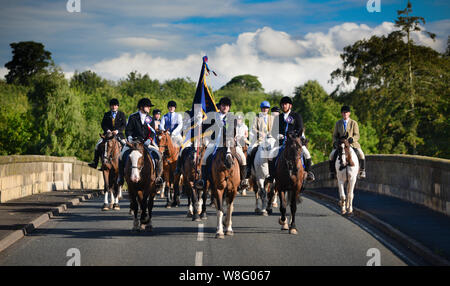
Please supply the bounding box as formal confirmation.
[157,130,180,208]
[210,144,240,239]
[274,132,305,235]
[125,140,158,231]
[176,145,208,221]
[99,131,122,211]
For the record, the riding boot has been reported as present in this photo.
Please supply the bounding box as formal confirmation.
[118,157,124,186]
[265,159,275,184]
[88,149,99,169]
[359,159,366,178]
[305,158,315,182]
[155,153,164,187]
[240,165,249,188]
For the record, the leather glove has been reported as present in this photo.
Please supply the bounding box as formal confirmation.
[348,137,354,144]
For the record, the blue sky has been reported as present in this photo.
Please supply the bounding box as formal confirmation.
[0,0,449,94]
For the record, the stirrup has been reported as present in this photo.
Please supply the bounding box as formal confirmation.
[306,172,315,182]
[359,170,366,179]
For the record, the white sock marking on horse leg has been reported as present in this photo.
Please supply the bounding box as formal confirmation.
[195,251,203,266]
[226,203,234,232]
[104,192,109,204]
[217,210,224,234]
[197,223,204,241]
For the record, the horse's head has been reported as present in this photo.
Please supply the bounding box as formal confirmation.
[338,132,350,151]
[99,132,119,166]
[126,140,145,183]
[286,131,302,151]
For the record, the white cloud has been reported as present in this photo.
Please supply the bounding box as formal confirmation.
[113,37,167,49]
[0,67,7,79]
[84,22,449,97]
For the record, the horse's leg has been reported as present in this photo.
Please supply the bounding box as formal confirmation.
[146,192,155,232]
[200,188,208,220]
[278,189,289,230]
[254,182,261,214]
[103,190,109,211]
[187,185,193,218]
[258,178,268,216]
[289,189,298,235]
[265,180,274,214]
[225,191,236,235]
[215,189,225,239]
[338,180,347,215]
[130,191,139,231]
[191,187,200,222]
[347,173,357,215]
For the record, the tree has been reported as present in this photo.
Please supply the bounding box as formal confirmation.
[4,41,53,85]
[394,0,436,154]
[220,74,264,92]
[70,70,107,95]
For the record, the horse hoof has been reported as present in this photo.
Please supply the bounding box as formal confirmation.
[113,204,120,211]
[102,204,109,211]
[347,211,354,217]
[140,224,146,231]
[289,228,298,235]
[200,213,207,220]
[215,233,225,239]
[278,217,286,225]
[266,209,273,215]
[225,230,234,236]
[192,214,200,222]
[261,210,268,216]
[272,203,278,208]
[145,224,153,232]
[165,204,171,209]
[108,204,114,210]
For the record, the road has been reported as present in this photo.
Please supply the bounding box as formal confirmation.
[0,192,408,266]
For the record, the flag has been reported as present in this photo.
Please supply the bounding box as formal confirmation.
[184,56,218,145]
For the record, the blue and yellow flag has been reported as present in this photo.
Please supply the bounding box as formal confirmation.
[185,56,218,144]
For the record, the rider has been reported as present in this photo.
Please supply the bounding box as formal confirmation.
[152,109,162,131]
[268,96,315,182]
[329,105,366,179]
[88,98,127,169]
[117,98,164,187]
[160,100,183,147]
[196,97,249,189]
[246,101,274,177]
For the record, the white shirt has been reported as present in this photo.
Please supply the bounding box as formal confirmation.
[160,112,183,137]
[139,111,147,125]
[283,110,291,121]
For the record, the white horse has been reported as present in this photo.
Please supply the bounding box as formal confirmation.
[335,139,359,215]
[251,135,278,215]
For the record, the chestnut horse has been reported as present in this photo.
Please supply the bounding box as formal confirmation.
[125,140,158,231]
[210,143,240,239]
[157,130,180,208]
[176,145,208,221]
[99,131,122,211]
[274,132,305,235]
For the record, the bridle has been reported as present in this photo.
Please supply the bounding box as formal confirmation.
[102,136,120,166]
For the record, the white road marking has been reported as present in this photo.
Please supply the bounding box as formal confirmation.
[197,224,204,241]
[195,251,203,266]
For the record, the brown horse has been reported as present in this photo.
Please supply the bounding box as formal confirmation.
[210,143,240,239]
[125,140,158,231]
[274,132,305,235]
[175,145,208,221]
[157,130,180,208]
[99,131,122,211]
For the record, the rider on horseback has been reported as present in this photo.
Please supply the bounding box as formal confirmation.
[89,98,127,169]
[117,98,164,187]
[246,101,274,178]
[196,97,249,190]
[160,100,183,147]
[329,105,366,179]
[268,96,315,182]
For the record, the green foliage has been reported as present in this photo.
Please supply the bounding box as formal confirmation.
[4,41,53,85]
[220,74,264,92]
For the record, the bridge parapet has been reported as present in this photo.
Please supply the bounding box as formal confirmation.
[0,155,104,203]
[309,155,450,215]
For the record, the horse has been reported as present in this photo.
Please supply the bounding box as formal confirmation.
[335,134,359,216]
[250,135,278,216]
[125,140,158,231]
[157,130,180,208]
[274,132,305,235]
[210,140,241,239]
[98,131,122,211]
[176,145,208,221]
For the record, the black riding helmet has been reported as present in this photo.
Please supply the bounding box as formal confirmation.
[218,97,232,107]
[271,106,280,113]
[280,96,293,105]
[109,98,119,106]
[137,98,154,109]
[153,109,161,116]
[168,100,177,108]
[341,105,351,113]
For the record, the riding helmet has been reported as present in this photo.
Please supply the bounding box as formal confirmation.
[167,100,177,108]
[280,96,293,105]
[271,106,280,113]
[341,105,351,113]
[218,97,232,107]
[137,98,154,109]
[153,109,161,116]
[260,101,271,109]
[109,98,119,106]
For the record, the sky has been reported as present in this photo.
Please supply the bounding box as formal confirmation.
[0,0,449,95]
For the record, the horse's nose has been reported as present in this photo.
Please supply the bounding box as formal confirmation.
[131,175,140,183]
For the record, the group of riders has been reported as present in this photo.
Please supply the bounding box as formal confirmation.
[88,96,366,194]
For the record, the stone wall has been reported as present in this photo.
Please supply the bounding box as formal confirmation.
[0,155,104,203]
[308,155,450,215]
